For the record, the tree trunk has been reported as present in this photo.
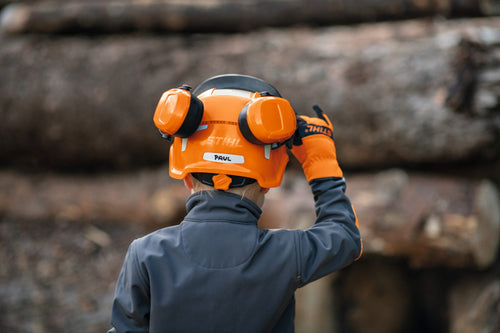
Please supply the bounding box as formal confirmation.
[0,0,489,35]
[2,168,498,268]
[1,18,500,173]
[267,169,500,269]
[345,169,500,268]
[0,167,189,226]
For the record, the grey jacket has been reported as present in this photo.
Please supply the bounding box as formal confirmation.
[109,177,361,333]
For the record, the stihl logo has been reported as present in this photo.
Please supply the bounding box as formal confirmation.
[206,136,240,147]
[305,124,332,137]
[203,152,244,164]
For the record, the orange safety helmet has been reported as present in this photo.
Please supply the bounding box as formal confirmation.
[153,74,297,190]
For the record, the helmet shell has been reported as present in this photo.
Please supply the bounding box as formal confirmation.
[169,89,291,188]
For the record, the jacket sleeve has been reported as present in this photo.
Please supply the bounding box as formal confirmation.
[109,240,151,333]
[295,177,362,287]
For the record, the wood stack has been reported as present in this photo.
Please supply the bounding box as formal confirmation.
[1,18,500,179]
[0,1,499,332]
[0,0,493,35]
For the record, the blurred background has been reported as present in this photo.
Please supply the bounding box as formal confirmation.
[0,0,499,332]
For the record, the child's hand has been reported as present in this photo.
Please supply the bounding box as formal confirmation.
[291,105,343,181]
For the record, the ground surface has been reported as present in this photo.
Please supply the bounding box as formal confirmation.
[0,217,153,332]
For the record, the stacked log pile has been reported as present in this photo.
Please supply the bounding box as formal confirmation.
[2,14,500,175]
[0,1,499,332]
[0,0,494,34]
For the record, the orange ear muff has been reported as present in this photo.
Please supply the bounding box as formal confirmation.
[238,96,297,145]
[153,86,204,138]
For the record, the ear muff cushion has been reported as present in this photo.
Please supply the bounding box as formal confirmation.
[153,88,204,138]
[175,94,204,138]
[238,104,261,145]
[238,97,297,145]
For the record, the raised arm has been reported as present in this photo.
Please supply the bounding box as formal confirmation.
[291,106,362,286]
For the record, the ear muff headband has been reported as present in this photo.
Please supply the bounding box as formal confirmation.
[155,88,296,144]
[192,74,282,97]
[238,97,297,145]
[155,75,295,145]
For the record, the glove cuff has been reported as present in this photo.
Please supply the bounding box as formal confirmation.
[301,156,343,181]
[291,135,343,181]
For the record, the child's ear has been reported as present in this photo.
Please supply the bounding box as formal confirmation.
[183,175,193,190]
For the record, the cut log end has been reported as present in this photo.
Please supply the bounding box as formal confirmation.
[0,4,30,35]
[348,171,500,268]
[472,180,500,267]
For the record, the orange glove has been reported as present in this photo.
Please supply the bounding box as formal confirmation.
[291,105,343,181]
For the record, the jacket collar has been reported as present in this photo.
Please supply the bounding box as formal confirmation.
[185,190,262,224]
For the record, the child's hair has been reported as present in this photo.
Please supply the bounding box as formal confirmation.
[190,175,268,205]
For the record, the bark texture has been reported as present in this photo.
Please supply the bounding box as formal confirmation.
[0,0,489,35]
[0,167,188,226]
[346,169,500,268]
[2,168,498,269]
[1,18,500,174]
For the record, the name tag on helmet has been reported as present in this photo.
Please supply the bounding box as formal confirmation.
[203,152,244,164]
